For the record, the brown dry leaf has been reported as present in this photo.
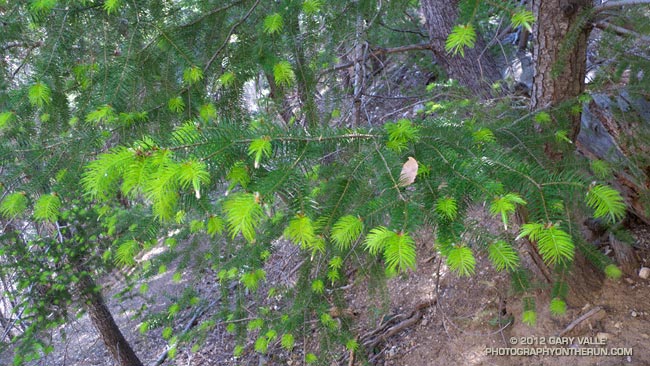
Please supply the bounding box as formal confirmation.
[398,156,418,187]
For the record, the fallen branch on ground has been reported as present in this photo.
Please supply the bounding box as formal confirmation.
[558,306,605,337]
[337,298,437,365]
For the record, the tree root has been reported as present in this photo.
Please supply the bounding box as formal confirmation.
[345,299,437,365]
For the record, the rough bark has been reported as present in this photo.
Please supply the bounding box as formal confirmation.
[420,0,501,94]
[78,274,144,366]
[530,0,592,141]
[529,0,604,305]
[532,1,650,283]
[610,232,640,276]
[565,248,606,307]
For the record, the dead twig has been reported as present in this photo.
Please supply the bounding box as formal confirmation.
[558,306,604,337]
[361,299,437,355]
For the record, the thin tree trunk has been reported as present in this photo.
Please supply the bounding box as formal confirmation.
[420,0,501,94]
[77,274,144,366]
[352,7,365,127]
[265,72,293,125]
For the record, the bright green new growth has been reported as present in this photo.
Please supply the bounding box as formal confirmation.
[33,193,61,222]
[115,240,139,267]
[489,193,526,230]
[605,264,623,279]
[273,61,295,87]
[168,97,186,114]
[518,223,574,265]
[183,66,204,85]
[281,333,295,350]
[311,279,324,294]
[248,137,273,169]
[0,192,28,218]
[330,215,364,250]
[29,0,56,14]
[284,214,316,249]
[488,240,519,272]
[363,227,416,272]
[103,0,122,14]
[522,310,537,326]
[385,118,420,152]
[263,13,284,34]
[434,197,458,221]
[227,162,251,191]
[549,297,567,316]
[472,128,496,144]
[384,232,417,272]
[363,226,396,255]
[586,184,626,224]
[0,111,14,130]
[86,105,116,124]
[302,0,323,15]
[224,193,264,243]
[511,9,535,32]
[446,246,476,276]
[176,160,210,199]
[241,269,266,291]
[206,216,224,237]
[445,24,476,56]
[82,147,135,199]
[199,103,217,121]
[28,82,51,107]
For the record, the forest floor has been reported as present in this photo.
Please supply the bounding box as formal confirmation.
[13,208,650,366]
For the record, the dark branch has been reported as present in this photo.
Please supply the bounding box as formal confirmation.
[180,1,242,28]
[593,0,650,15]
[594,21,650,42]
[1,41,42,52]
[377,21,427,38]
[204,0,260,73]
[319,43,433,76]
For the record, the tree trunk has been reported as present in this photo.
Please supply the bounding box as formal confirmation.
[530,0,604,305]
[420,0,501,94]
[78,274,144,366]
[610,232,639,276]
[351,2,365,127]
[265,71,294,125]
[530,0,592,141]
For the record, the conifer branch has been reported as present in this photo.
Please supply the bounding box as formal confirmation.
[593,21,650,42]
[318,43,433,76]
[499,128,546,167]
[173,133,379,153]
[323,155,373,230]
[593,0,650,15]
[1,41,43,51]
[421,141,490,195]
[179,1,242,28]
[476,156,552,221]
[377,21,427,38]
[204,0,261,73]
[374,145,406,201]
[265,146,308,194]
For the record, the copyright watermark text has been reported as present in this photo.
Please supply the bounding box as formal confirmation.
[485,347,633,357]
